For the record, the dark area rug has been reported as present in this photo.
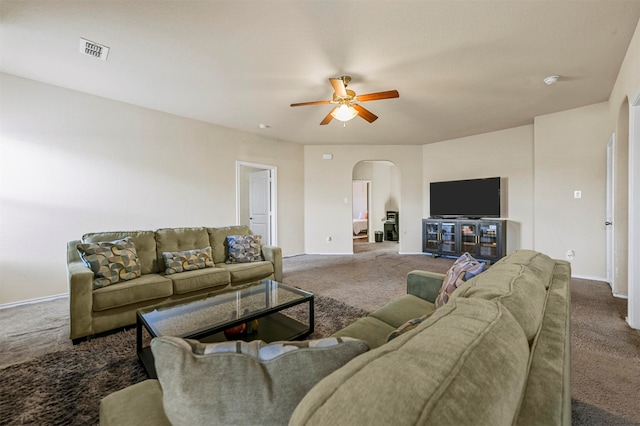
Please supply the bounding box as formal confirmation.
[0,295,368,426]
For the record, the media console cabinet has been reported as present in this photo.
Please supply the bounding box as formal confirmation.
[422,218,507,263]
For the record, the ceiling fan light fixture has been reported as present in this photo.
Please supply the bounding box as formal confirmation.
[331,104,358,122]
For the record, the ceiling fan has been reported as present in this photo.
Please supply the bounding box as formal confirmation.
[290,76,399,125]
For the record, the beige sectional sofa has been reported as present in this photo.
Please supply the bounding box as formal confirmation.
[67,225,282,342]
[99,250,571,425]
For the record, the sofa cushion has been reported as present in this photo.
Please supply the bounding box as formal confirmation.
[219,261,274,284]
[386,310,436,342]
[494,249,556,289]
[331,316,396,350]
[435,252,486,308]
[208,226,252,264]
[162,246,214,275]
[92,273,173,312]
[155,227,210,273]
[368,294,435,328]
[99,380,171,426]
[169,267,230,295]
[83,230,158,274]
[77,237,142,289]
[516,263,572,426]
[450,262,548,344]
[291,298,530,426]
[226,234,263,263]
[151,336,369,426]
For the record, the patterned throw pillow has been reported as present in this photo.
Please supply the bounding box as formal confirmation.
[225,235,263,264]
[76,237,142,289]
[162,246,214,275]
[435,252,487,308]
[386,311,436,342]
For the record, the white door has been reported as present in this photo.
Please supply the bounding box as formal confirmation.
[606,134,615,289]
[250,169,271,245]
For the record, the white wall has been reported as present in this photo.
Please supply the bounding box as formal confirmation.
[423,125,535,253]
[0,73,305,304]
[304,146,423,255]
[534,103,610,280]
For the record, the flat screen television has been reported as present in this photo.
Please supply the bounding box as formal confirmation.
[429,177,501,219]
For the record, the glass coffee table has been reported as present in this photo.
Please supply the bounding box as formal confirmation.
[136,279,314,378]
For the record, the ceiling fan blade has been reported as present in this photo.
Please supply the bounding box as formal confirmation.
[290,100,331,107]
[329,78,348,98]
[353,104,378,123]
[320,108,337,125]
[356,90,399,102]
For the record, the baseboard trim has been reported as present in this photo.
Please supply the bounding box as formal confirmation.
[0,293,68,310]
[570,275,628,299]
[571,274,607,283]
[305,252,354,255]
[282,253,305,258]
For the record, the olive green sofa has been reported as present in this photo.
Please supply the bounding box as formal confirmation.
[67,225,282,342]
[99,250,571,426]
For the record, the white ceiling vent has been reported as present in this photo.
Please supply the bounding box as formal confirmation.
[79,38,109,61]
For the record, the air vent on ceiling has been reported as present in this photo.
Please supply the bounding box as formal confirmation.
[79,38,109,61]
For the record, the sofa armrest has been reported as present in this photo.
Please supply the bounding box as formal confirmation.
[261,245,283,282]
[67,240,95,340]
[406,270,445,303]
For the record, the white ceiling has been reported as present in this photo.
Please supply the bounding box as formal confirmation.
[2,1,640,145]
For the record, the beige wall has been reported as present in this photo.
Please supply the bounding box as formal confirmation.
[534,102,610,280]
[422,125,535,253]
[304,146,423,254]
[0,73,305,304]
[3,18,638,305]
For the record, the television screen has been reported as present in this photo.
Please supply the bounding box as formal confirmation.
[429,177,501,219]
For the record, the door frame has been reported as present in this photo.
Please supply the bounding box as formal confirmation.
[236,161,278,246]
[606,133,615,290]
[628,90,640,329]
[249,169,272,245]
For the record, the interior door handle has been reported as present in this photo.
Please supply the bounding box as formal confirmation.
[605,221,612,225]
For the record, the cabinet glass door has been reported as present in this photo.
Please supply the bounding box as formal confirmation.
[479,222,499,258]
[425,222,440,250]
[440,222,457,254]
[460,223,478,255]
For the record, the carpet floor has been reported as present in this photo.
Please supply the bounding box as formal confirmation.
[1,241,639,425]
[0,295,368,425]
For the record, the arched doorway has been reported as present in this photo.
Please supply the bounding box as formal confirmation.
[352,160,400,252]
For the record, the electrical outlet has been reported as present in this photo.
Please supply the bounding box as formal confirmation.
[326,236,332,243]
[566,250,575,260]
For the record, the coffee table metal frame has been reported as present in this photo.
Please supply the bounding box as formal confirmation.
[136,279,314,378]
